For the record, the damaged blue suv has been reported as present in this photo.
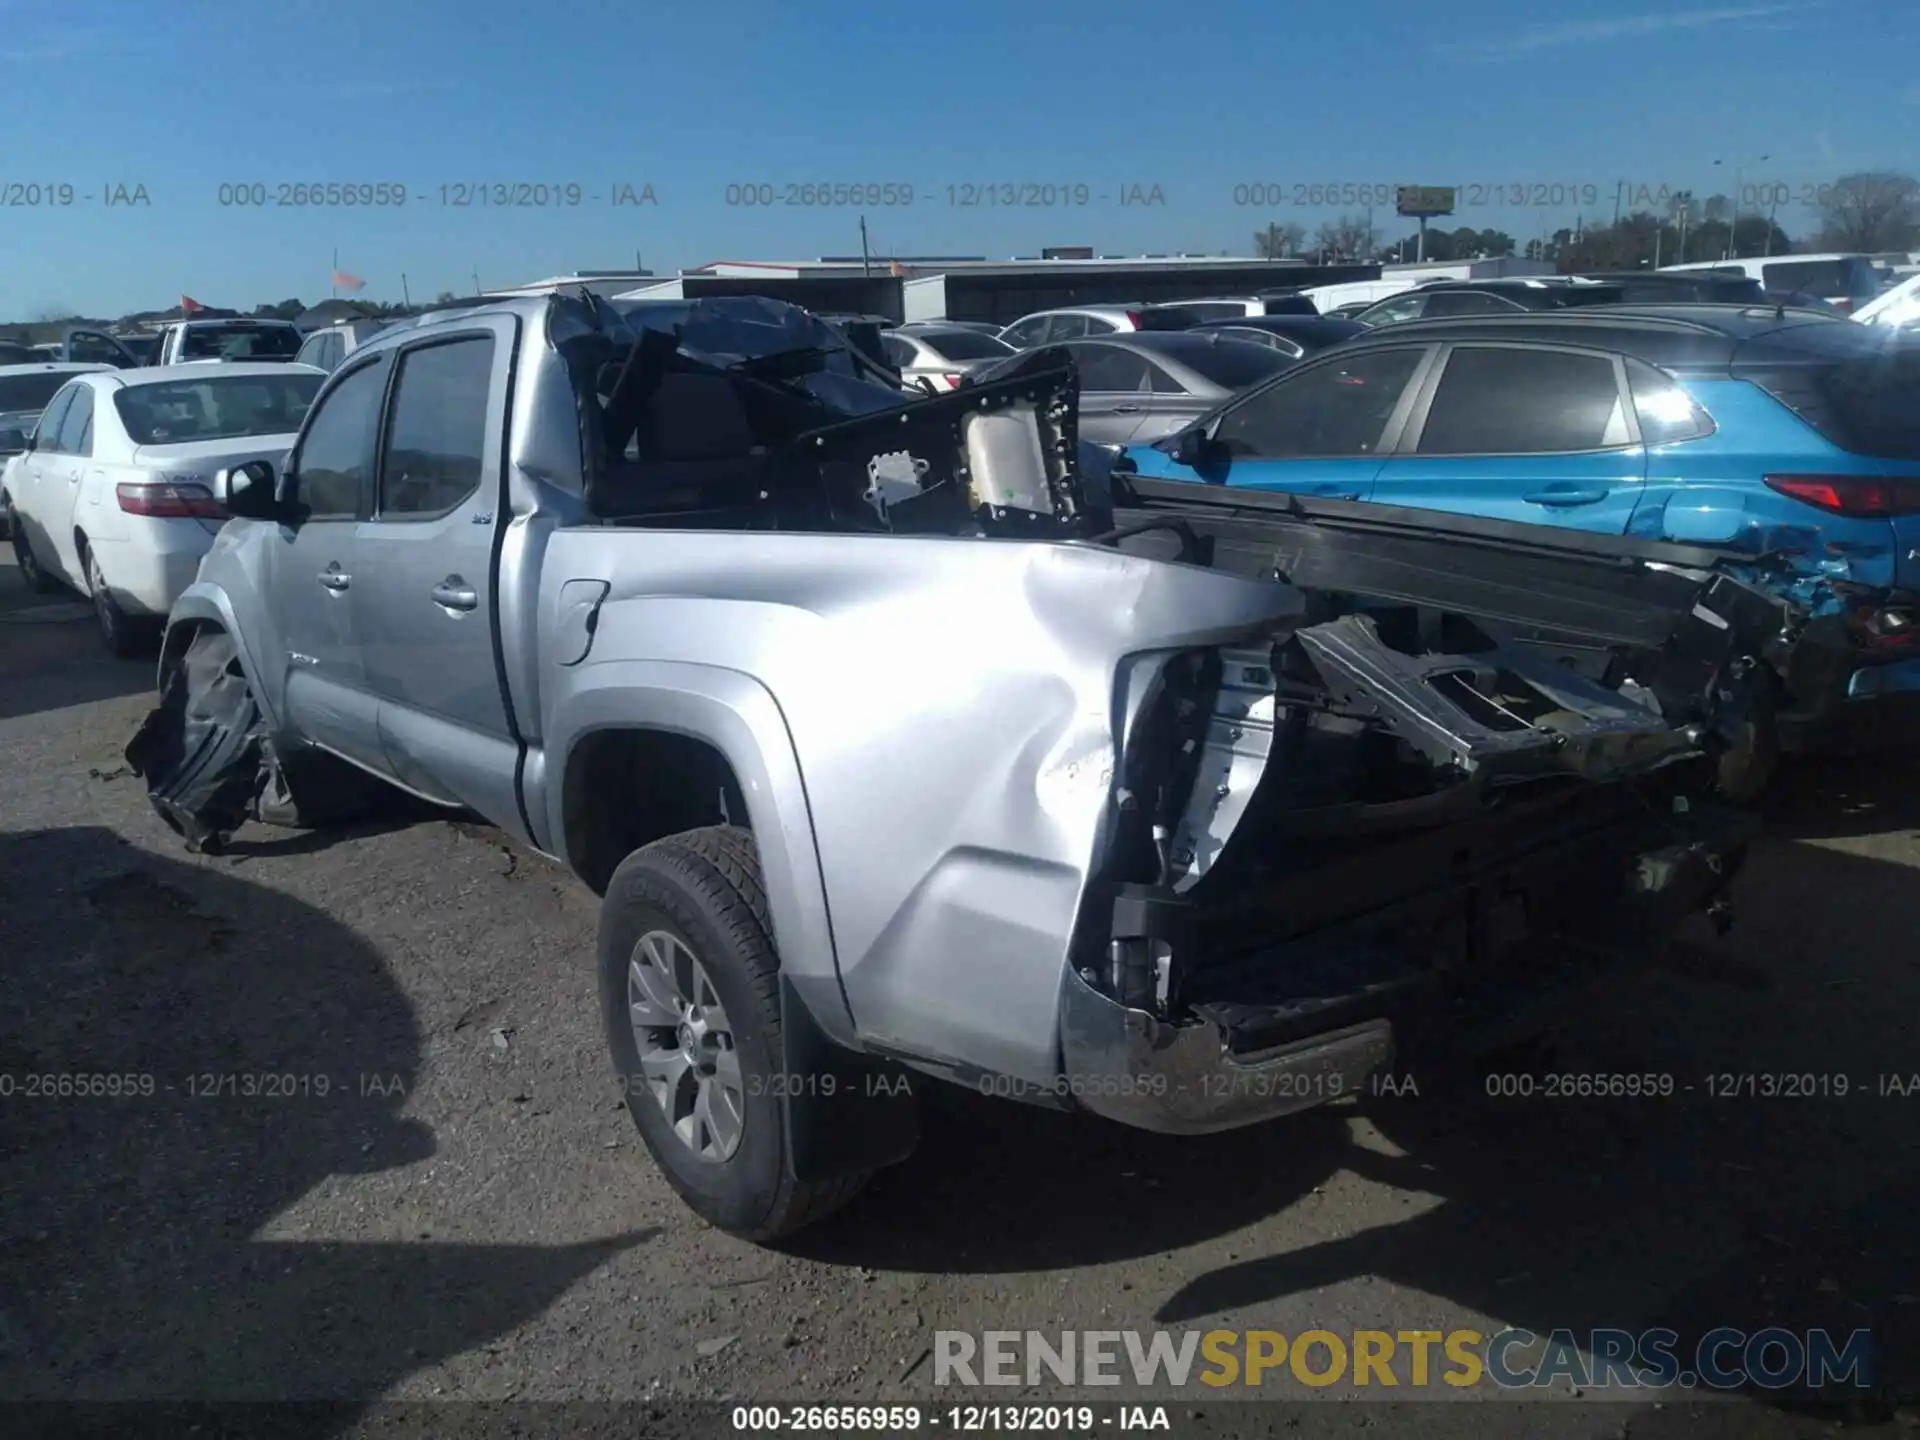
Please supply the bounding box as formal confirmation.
[1117,304,1920,776]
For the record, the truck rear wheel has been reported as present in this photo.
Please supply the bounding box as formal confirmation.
[598,825,869,1240]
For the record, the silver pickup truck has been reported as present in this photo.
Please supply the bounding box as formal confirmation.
[128,293,1759,1240]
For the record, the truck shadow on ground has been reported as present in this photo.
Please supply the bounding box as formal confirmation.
[0,826,653,1429]
[797,756,1920,1419]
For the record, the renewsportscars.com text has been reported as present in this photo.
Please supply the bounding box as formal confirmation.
[935,1327,1874,1391]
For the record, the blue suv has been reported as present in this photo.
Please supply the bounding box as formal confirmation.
[1117,305,1920,755]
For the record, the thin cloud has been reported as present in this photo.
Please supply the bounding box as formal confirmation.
[1437,4,1805,60]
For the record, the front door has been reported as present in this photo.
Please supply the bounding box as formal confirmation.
[1371,344,1647,534]
[266,352,389,771]
[350,317,520,821]
[1125,345,1434,499]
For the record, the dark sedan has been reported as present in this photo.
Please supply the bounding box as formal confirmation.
[1188,315,1366,360]
[1048,332,1294,444]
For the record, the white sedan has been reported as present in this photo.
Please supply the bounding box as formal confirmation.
[5,362,325,654]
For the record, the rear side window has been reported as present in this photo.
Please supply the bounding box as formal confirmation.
[1421,291,1524,318]
[1762,258,1877,300]
[1418,347,1626,454]
[1070,344,1150,392]
[54,387,93,456]
[378,337,496,517]
[1625,359,1715,446]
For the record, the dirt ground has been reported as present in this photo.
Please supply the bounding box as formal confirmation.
[2,550,1917,1440]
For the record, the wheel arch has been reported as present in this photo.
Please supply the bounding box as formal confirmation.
[547,659,854,1048]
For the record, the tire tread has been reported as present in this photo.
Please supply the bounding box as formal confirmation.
[608,824,869,1240]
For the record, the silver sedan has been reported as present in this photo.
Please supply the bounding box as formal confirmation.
[1048,333,1295,445]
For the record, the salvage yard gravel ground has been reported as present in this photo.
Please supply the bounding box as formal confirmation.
[1,551,1917,1438]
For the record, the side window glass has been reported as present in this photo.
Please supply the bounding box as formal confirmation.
[1423,291,1523,317]
[297,335,327,369]
[1625,358,1715,446]
[294,359,386,519]
[377,336,495,518]
[881,336,916,368]
[1364,293,1428,326]
[1073,346,1150,392]
[1417,348,1625,455]
[55,388,93,455]
[35,388,77,451]
[1048,314,1091,341]
[1214,349,1425,459]
[1005,318,1046,347]
[1146,360,1185,394]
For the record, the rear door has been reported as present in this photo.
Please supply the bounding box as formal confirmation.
[41,384,97,584]
[350,315,519,818]
[1371,344,1647,533]
[14,385,75,554]
[1127,345,1432,498]
[1062,342,1152,444]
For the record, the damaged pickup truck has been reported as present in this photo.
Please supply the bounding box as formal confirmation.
[129,294,1757,1240]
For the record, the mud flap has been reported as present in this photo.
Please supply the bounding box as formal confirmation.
[778,975,920,1182]
[123,630,267,856]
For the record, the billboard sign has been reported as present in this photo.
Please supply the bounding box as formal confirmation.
[1396,185,1456,218]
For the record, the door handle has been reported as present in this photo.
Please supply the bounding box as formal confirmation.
[432,577,479,611]
[1523,488,1609,507]
[318,568,351,591]
[1114,404,1142,414]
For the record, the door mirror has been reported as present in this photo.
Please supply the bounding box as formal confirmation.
[215,460,282,520]
[1157,423,1219,468]
[0,428,27,454]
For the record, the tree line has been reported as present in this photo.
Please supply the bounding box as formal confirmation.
[1253,170,1920,268]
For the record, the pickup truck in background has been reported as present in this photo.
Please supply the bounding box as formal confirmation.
[151,318,303,366]
[128,293,1759,1241]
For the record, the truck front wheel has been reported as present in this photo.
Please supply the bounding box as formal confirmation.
[598,826,870,1240]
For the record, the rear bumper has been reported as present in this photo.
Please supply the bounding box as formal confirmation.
[1057,796,1753,1136]
[90,529,212,616]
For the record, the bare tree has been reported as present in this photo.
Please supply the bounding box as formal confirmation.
[1815,171,1920,252]
[1313,213,1374,261]
[1252,222,1306,259]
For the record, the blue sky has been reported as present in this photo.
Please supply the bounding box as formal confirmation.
[2,0,1914,317]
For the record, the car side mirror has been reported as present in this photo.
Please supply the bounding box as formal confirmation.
[0,428,27,453]
[1159,424,1218,468]
[215,460,282,520]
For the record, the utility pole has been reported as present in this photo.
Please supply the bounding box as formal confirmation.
[331,247,338,299]
[401,273,411,307]
[472,269,481,295]
[1266,221,1278,260]
[1612,180,1622,228]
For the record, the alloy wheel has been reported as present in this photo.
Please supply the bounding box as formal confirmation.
[626,929,745,1162]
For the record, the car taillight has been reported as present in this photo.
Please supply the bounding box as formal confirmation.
[943,373,965,388]
[1762,473,1920,517]
[1849,604,1920,653]
[1124,310,1145,328]
[116,481,225,518]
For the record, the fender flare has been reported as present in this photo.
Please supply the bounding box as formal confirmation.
[548,662,919,1182]
[546,659,855,1046]
[159,586,286,735]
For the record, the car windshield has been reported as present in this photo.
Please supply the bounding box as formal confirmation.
[114,373,324,444]
[178,324,302,360]
[0,373,79,413]
[915,330,1015,361]
[1163,338,1293,389]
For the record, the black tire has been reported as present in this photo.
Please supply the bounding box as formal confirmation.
[85,543,152,658]
[598,825,869,1240]
[8,502,60,594]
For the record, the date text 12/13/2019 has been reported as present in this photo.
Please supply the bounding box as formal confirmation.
[722,182,1166,208]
